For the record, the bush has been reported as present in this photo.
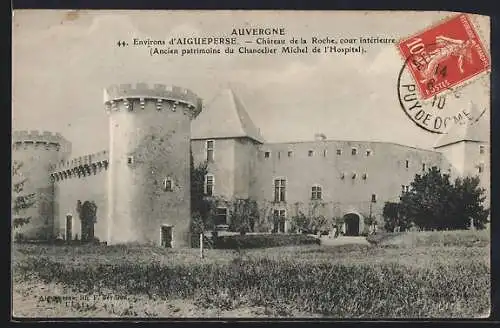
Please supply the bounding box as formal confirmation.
[214,234,320,249]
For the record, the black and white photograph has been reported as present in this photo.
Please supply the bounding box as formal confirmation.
[11,10,491,319]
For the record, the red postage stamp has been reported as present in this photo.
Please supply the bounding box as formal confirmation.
[397,13,490,100]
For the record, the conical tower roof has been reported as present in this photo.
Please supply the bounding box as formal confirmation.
[191,88,264,143]
[434,102,489,148]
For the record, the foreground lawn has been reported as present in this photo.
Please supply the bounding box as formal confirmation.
[12,231,490,318]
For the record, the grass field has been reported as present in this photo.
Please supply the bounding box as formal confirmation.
[12,230,490,318]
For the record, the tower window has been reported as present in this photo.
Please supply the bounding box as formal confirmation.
[264,151,270,158]
[274,178,286,202]
[405,160,409,168]
[127,156,134,164]
[288,151,293,158]
[311,185,322,200]
[351,147,357,155]
[308,150,314,157]
[337,149,342,155]
[163,177,173,192]
[479,145,485,154]
[206,140,214,162]
[205,174,214,196]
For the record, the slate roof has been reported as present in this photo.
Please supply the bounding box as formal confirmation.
[191,88,265,143]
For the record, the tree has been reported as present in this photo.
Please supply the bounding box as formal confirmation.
[397,166,489,231]
[449,176,489,229]
[12,161,36,231]
[190,151,212,232]
[229,198,259,235]
[382,202,411,232]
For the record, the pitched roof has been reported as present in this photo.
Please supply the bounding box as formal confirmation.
[434,102,489,148]
[191,88,264,143]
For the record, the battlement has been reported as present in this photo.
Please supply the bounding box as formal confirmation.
[12,130,72,154]
[104,83,203,112]
[50,150,109,172]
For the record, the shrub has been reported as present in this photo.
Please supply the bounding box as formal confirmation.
[213,234,320,249]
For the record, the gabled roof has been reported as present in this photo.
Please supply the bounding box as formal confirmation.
[191,88,264,143]
[434,103,489,148]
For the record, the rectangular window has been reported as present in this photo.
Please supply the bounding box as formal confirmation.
[308,150,314,157]
[287,151,293,158]
[274,178,286,202]
[402,185,405,193]
[366,149,372,156]
[264,151,270,158]
[127,156,134,164]
[311,185,322,200]
[214,207,227,226]
[362,173,367,180]
[205,174,214,196]
[206,140,214,162]
[163,177,173,192]
[273,209,286,233]
[478,163,485,173]
[323,149,327,157]
[405,160,409,168]
[371,194,377,203]
[351,147,357,155]
[479,145,485,154]
[278,151,281,160]
[336,149,342,155]
[422,163,426,172]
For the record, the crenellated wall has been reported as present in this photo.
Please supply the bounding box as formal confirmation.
[50,150,110,241]
[12,130,72,240]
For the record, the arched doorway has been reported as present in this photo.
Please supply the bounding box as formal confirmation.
[343,213,361,236]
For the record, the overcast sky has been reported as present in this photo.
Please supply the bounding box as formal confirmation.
[12,10,490,157]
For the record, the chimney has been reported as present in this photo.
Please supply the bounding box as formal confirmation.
[314,133,327,141]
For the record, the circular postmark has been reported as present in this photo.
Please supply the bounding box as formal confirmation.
[397,52,488,134]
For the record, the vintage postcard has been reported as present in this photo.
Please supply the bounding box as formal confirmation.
[12,10,491,319]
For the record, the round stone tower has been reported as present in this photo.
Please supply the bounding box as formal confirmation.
[104,83,202,247]
[12,131,72,240]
